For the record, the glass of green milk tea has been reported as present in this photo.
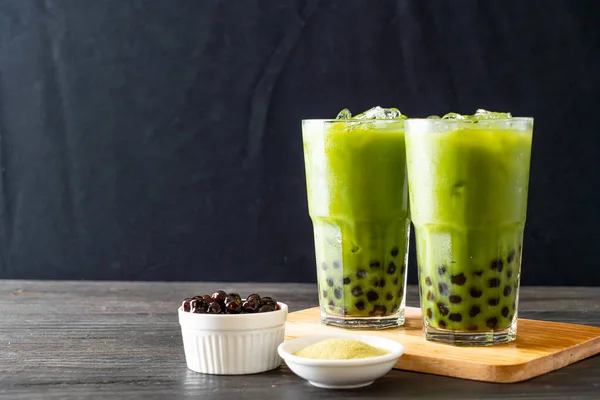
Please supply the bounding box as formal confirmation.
[301,106,411,329]
[404,110,534,346]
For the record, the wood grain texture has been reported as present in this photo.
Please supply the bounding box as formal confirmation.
[0,280,599,399]
[284,307,600,383]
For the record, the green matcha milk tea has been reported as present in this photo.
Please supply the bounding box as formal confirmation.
[405,110,534,346]
[301,106,411,329]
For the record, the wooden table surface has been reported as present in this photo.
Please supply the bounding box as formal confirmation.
[1,280,599,399]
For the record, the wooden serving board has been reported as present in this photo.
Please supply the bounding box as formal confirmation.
[284,307,600,383]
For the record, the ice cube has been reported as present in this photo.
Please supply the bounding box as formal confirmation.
[473,109,512,119]
[352,106,405,120]
[441,112,468,120]
[336,108,352,119]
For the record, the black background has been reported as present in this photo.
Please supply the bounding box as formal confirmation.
[0,0,598,286]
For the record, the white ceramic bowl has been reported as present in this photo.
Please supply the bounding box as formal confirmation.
[278,334,404,389]
[178,302,288,375]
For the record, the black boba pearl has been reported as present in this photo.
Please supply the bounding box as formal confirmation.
[450,273,467,286]
[366,291,379,302]
[438,282,449,295]
[488,278,501,288]
[373,278,386,288]
[333,261,341,269]
[507,269,513,278]
[438,265,447,275]
[357,269,367,279]
[327,278,334,287]
[470,287,483,298]
[474,270,484,277]
[371,305,387,316]
[426,308,433,319]
[400,264,406,275]
[488,297,500,306]
[437,302,449,316]
[503,285,512,296]
[351,286,363,297]
[397,285,404,297]
[227,293,242,304]
[328,301,335,310]
[387,262,397,275]
[427,291,435,301]
[182,298,193,312]
[449,295,462,304]
[425,277,432,286]
[502,306,510,317]
[242,299,259,313]
[386,293,394,301]
[490,259,504,272]
[449,313,462,322]
[211,290,227,305]
[369,260,381,269]
[486,317,499,329]
[343,277,351,285]
[333,288,342,300]
[469,305,481,318]
[392,277,399,285]
[321,262,328,271]
[391,246,399,257]
[438,320,447,329]
[207,302,222,314]
[507,249,516,263]
[322,290,328,298]
[225,300,242,314]
[467,325,479,332]
[355,300,366,310]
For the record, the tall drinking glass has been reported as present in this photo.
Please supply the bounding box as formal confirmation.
[405,111,534,345]
[301,109,410,329]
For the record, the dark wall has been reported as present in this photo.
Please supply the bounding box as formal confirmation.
[0,0,598,285]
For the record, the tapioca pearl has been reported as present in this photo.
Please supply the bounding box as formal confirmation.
[391,246,399,257]
[373,278,386,288]
[467,325,479,332]
[334,288,342,300]
[391,303,398,312]
[357,269,367,279]
[397,285,404,297]
[328,300,335,310]
[490,259,503,272]
[425,276,432,286]
[502,306,510,318]
[449,295,462,304]
[426,308,433,319]
[400,264,406,275]
[486,317,499,329]
[387,262,397,274]
[450,273,467,285]
[367,291,379,302]
[427,291,435,301]
[438,320,447,329]
[333,261,341,269]
[474,270,483,277]
[469,305,481,318]
[392,277,399,285]
[322,290,328,298]
[488,278,501,288]
[371,305,387,316]
[386,293,394,301]
[507,248,516,263]
[449,313,462,322]
[343,277,351,285]
[488,297,500,306]
[327,278,334,287]
[351,286,363,297]
[506,269,513,278]
[369,260,381,269]
[438,282,449,295]
[355,300,366,311]
[503,285,512,296]
[438,265,447,275]
[470,287,483,298]
[437,302,449,316]
[321,262,328,271]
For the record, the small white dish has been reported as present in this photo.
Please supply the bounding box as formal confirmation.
[179,302,288,375]
[278,334,404,389]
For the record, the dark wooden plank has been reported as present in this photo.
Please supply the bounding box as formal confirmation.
[0,280,599,399]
